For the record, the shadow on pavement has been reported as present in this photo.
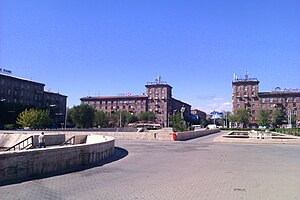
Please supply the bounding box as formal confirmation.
[94,147,129,167]
[0,147,128,187]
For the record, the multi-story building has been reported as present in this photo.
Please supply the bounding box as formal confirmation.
[232,73,300,127]
[81,76,191,127]
[0,73,67,127]
[191,109,207,121]
[80,95,148,114]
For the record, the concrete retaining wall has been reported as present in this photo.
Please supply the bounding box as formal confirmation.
[0,130,174,142]
[175,129,220,141]
[0,133,65,149]
[0,135,114,183]
[0,129,220,144]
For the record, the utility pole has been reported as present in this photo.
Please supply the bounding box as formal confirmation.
[287,108,292,128]
[64,107,67,129]
[119,111,122,128]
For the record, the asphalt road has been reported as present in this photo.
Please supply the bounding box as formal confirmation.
[1,131,300,200]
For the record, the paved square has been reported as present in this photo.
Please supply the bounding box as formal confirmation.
[1,132,299,200]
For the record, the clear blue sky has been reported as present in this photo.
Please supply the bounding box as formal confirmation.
[1,0,299,113]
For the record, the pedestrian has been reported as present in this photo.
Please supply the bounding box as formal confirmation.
[38,132,46,148]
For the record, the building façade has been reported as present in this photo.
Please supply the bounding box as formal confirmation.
[0,73,67,127]
[232,74,300,127]
[80,77,191,127]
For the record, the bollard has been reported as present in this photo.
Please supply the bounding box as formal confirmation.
[172,133,177,141]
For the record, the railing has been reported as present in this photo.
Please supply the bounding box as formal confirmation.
[61,136,75,146]
[5,136,34,151]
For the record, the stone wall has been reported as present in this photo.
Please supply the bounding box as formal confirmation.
[0,129,220,144]
[0,135,114,184]
[0,130,174,142]
[174,129,220,141]
[0,133,65,149]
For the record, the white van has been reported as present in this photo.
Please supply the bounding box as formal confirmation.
[192,125,202,130]
[206,124,217,129]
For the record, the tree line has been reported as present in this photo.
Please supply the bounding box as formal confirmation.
[0,103,296,130]
[66,104,156,128]
[12,104,158,129]
[227,108,294,128]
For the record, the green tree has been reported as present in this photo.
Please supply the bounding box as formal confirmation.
[138,111,156,122]
[128,113,138,123]
[200,119,208,127]
[227,112,236,124]
[257,110,271,126]
[17,108,52,129]
[272,109,285,127]
[234,109,249,128]
[120,111,138,126]
[172,112,187,132]
[108,112,119,127]
[69,104,95,128]
[94,110,109,128]
[66,107,75,128]
[108,111,135,127]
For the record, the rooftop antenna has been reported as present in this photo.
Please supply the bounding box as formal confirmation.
[156,75,161,83]
[233,73,237,80]
[245,70,249,80]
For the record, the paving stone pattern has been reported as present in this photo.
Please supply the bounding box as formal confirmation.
[0,132,300,200]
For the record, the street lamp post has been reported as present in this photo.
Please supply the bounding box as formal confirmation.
[288,109,292,128]
[180,105,186,128]
[172,110,177,127]
[222,111,228,128]
[113,107,121,128]
[287,107,296,128]
[119,111,122,128]
[64,107,67,129]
